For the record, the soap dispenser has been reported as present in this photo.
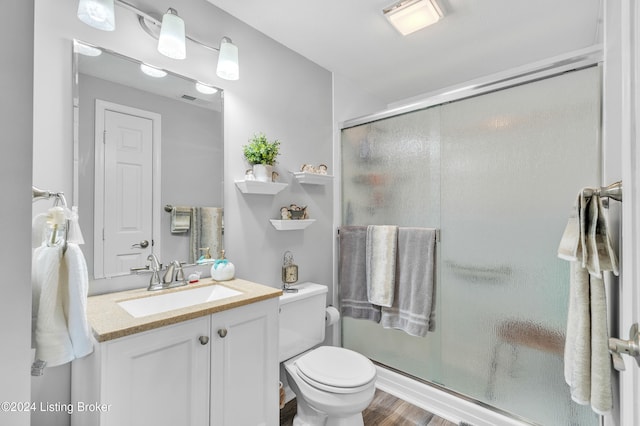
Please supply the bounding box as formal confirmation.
[210,250,235,281]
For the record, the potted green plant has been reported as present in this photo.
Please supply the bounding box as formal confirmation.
[243,132,280,182]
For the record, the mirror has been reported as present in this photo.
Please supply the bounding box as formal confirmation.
[73,40,224,279]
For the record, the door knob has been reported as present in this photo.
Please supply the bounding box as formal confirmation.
[609,323,640,371]
[218,328,228,338]
[131,240,150,249]
[198,336,209,345]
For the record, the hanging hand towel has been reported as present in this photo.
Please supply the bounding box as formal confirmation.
[339,226,381,322]
[61,244,94,358]
[381,227,437,337]
[32,245,74,367]
[171,206,192,233]
[365,225,398,307]
[559,188,614,414]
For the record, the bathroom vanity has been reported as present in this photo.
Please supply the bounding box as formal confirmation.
[71,279,281,426]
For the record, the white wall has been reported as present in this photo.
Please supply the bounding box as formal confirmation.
[0,2,33,425]
[32,0,335,424]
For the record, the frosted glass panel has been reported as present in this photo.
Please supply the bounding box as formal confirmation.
[341,67,602,425]
[341,107,442,381]
[439,67,600,425]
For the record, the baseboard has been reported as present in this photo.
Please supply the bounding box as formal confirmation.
[374,365,532,426]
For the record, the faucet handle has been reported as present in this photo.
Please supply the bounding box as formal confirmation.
[175,261,186,282]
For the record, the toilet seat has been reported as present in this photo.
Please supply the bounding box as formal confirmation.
[294,346,376,394]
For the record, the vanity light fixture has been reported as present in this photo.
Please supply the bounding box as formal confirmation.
[140,63,168,78]
[195,82,219,95]
[77,0,116,31]
[157,8,186,60]
[383,0,443,36]
[77,0,240,80]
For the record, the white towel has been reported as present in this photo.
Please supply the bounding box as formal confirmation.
[33,245,74,367]
[559,189,614,414]
[365,225,398,307]
[171,206,192,233]
[380,227,437,337]
[61,244,94,358]
[32,244,94,367]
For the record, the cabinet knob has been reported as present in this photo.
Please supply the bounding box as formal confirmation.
[198,336,209,345]
[218,328,228,338]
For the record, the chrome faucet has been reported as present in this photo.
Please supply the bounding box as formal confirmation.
[147,254,163,291]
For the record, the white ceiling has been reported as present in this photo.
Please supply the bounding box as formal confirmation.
[207,0,602,105]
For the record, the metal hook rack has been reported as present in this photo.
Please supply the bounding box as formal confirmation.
[32,185,69,253]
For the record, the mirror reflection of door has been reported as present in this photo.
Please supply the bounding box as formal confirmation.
[94,100,161,278]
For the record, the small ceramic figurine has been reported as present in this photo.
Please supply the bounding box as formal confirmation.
[317,164,328,175]
[245,169,255,180]
[280,206,291,220]
[301,164,316,173]
[272,171,279,182]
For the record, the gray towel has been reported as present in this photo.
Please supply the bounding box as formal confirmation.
[339,226,381,322]
[380,227,437,337]
[559,190,614,414]
[189,207,223,263]
[171,206,192,233]
[366,225,398,307]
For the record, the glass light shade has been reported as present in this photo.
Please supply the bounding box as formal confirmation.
[383,0,442,36]
[216,38,239,81]
[158,8,186,60]
[195,82,219,95]
[140,64,167,78]
[77,0,115,31]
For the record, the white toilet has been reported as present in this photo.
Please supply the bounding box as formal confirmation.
[279,282,377,426]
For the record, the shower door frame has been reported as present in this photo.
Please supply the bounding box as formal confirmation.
[336,42,638,425]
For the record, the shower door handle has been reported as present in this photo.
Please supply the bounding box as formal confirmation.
[609,323,640,371]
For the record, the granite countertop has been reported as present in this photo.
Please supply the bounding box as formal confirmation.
[87,278,282,342]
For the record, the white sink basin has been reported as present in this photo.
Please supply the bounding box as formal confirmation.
[118,285,243,318]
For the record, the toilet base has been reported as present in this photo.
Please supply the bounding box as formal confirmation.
[292,399,364,426]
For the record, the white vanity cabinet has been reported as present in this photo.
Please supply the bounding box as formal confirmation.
[72,298,279,426]
[210,298,279,426]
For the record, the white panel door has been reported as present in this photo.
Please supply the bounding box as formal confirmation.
[94,100,161,278]
[103,109,153,276]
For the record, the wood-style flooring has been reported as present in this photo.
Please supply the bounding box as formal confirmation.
[280,388,458,426]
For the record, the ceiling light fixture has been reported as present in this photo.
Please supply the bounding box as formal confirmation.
[383,0,443,36]
[195,82,219,95]
[140,63,168,78]
[76,0,240,80]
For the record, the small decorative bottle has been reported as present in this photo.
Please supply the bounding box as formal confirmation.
[210,250,235,281]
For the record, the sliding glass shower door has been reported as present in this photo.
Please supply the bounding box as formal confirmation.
[341,67,602,425]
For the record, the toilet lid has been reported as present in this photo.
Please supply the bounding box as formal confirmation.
[295,346,376,391]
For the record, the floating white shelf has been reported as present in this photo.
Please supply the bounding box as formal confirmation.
[269,219,316,231]
[235,180,288,195]
[291,172,333,185]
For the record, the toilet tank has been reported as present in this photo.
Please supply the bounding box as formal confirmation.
[279,282,328,362]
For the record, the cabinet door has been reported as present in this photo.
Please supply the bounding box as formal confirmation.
[103,317,210,426]
[210,298,279,426]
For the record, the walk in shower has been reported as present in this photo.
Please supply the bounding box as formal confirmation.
[340,67,602,425]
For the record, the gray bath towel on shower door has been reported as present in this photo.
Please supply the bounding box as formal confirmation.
[339,226,381,322]
[380,227,437,337]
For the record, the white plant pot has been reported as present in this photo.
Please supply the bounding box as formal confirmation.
[253,164,273,182]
